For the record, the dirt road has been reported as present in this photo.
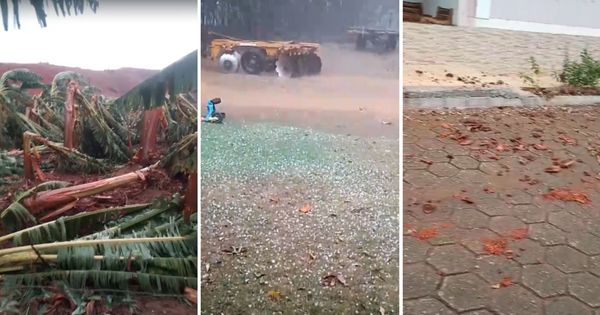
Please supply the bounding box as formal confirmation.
[200,43,399,139]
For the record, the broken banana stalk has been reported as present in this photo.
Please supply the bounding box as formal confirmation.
[22,162,159,217]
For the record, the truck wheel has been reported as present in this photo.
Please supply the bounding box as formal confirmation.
[218,53,239,73]
[275,54,298,78]
[356,34,367,50]
[385,35,397,51]
[306,53,322,75]
[241,51,265,75]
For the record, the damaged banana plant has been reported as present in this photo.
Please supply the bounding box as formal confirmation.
[0,195,197,299]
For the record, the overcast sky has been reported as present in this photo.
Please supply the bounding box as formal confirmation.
[0,1,197,70]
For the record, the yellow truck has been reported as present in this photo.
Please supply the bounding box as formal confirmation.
[207,33,322,78]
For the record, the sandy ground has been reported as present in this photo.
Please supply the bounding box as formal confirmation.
[200,43,400,139]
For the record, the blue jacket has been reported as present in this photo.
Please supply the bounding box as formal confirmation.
[206,100,215,118]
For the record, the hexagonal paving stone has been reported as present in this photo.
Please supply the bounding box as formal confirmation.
[512,204,546,223]
[461,228,501,255]
[511,239,545,265]
[529,223,566,245]
[404,158,431,170]
[416,138,446,151]
[479,162,505,176]
[404,143,424,154]
[545,296,592,315]
[500,189,532,205]
[589,256,600,277]
[548,212,586,233]
[567,232,600,255]
[451,155,480,170]
[438,273,490,312]
[475,255,521,284]
[451,209,490,229]
[489,284,543,315]
[404,236,431,264]
[454,170,490,186]
[405,170,439,187]
[427,244,476,275]
[429,163,459,177]
[489,216,526,236]
[569,273,600,307]
[408,203,455,223]
[422,150,452,163]
[521,264,566,298]
[404,264,441,299]
[403,298,456,315]
[546,245,588,273]
[476,198,513,217]
[462,311,494,315]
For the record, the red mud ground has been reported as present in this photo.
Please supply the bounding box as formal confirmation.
[200,43,400,139]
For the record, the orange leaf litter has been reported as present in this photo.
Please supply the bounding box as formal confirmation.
[543,189,591,204]
[510,228,528,240]
[413,228,438,240]
[483,238,508,255]
[500,277,513,287]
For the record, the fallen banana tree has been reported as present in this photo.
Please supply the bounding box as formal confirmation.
[22,131,108,181]
[1,162,159,231]
[0,195,197,300]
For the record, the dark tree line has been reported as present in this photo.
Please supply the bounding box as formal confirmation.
[201,0,398,42]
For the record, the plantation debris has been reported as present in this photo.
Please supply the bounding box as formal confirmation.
[0,52,198,311]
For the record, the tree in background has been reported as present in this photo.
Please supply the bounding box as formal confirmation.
[1,0,99,31]
[201,0,398,42]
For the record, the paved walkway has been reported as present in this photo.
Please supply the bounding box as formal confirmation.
[404,105,600,314]
[404,22,600,88]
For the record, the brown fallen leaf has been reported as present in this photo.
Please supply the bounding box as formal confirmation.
[422,203,437,214]
[453,193,474,204]
[267,290,282,301]
[499,277,513,287]
[560,159,576,168]
[459,139,473,146]
[496,144,508,152]
[441,123,452,129]
[184,288,197,304]
[483,187,495,193]
[321,274,348,287]
[545,165,561,173]
[299,203,312,214]
[533,144,548,150]
[510,228,528,240]
[420,159,433,165]
[543,189,591,204]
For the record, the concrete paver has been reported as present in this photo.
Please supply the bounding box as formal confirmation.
[404,105,600,314]
[404,22,600,88]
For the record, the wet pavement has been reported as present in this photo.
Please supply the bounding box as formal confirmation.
[404,105,600,314]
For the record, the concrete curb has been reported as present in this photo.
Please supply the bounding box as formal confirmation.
[403,86,600,109]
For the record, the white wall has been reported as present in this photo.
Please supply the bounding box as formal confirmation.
[490,0,600,29]
[473,0,600,37]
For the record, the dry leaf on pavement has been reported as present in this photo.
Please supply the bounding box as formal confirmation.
[299,203,312,213]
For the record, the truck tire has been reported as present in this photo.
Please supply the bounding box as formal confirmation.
[218,53,239,73]
[241,51,265,75]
